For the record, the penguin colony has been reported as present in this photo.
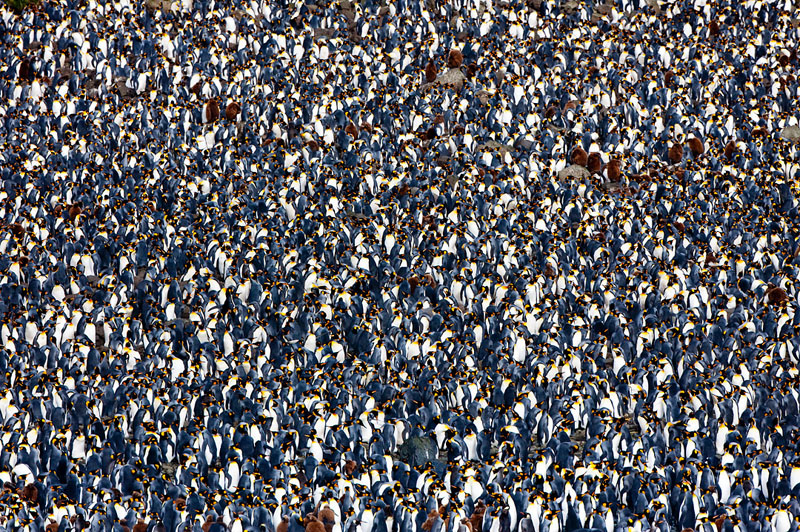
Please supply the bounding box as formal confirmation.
[1,0,800,531]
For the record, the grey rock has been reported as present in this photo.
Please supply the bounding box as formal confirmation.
[514,137,534,151]
[558,164,590,181]
[600,181,622,193]
[115,78,136,99]
[495,67,507,86]
[644,0,662,14]
[397,436,437,467]
[591,3,612,21]
[83,70,101,90]
[145,0,173,11]
[477,140,512,156]
[344,209,369,220]
[314,28,336,40]
[594,3,612,15]
[422,68,467,92]
[780,126,800,142]
[561,0,582,14]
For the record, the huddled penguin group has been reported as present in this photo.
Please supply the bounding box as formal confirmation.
[1,0,800,531]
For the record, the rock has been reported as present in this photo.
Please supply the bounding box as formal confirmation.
[561,0,582,14]
[591,3,612,22]
[477,140,512,156]
[344,209,369,221]
[145,0,173,11]
[338,0,356,24]
[495,67,507,86]
[161,460,179,480]
[594,3,612,15]
[422,68,467,92]
[397,436,438,467]
[236,122,248,142]
[513,137,534,152]
[114,78,137,99]
[600,181,622,193]
[83,70,101,91]
[558,164,590,181]
[437,68,466,89]
[780,126,800,142]
[644,0,661,14]
[314,28,336,39]
[475,90,491,105]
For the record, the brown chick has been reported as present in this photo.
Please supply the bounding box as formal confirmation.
[408,276,420,293]
[277,516,289,532]
[571,146,588,166]
[225,102,240,121]
[425,61,437,83]
[202,515,215,532]
[606,159,621,181]
[19,57,31,82]
[306,515,326,532]
[318,506,336,532]
[470,501,486,532]
[205,99,220,122]
[713,515,729,532]
[422,509,440,532]
[668,142,683,164]
[345,122,359,138]
[19,483,37,504]
[687,136,704,158]
[766,283,789,306]
[587,152,602,174]
[10,223,24,238]
[448,49,463,68]
[724,140,737,160]
[132,519,148,532]
[68,203,82,222]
